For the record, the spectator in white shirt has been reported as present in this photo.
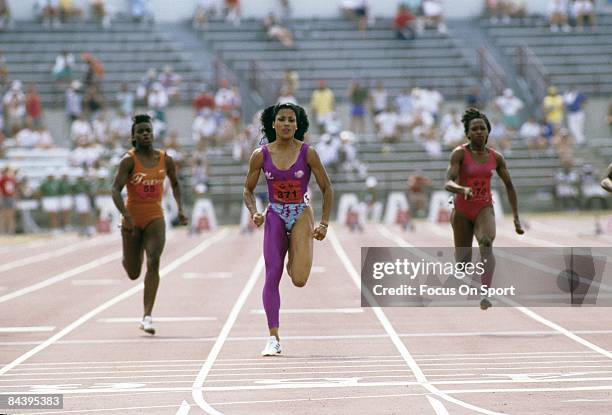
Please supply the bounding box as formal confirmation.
[192,108,218,152]
[494,88,524,130]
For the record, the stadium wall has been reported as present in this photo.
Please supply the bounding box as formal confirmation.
[11,0,554,21]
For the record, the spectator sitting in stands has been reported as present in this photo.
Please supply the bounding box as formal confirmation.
[316,133,341,173]
[129,0,154,23]
[542,86,564,130]
[52,50,75,85]
[572,0,595,31]
[554,159,580,209]
[158,65,182,102]
[59,0,82,23]
[83,85,105,120]
[395,88,414,140]
[192,108,218,152]
[34,124,54,148]
[91,111,109,145]
[224,0,241,26]
[109,109,132,147]
[548,0,571,32]
[192,83,215,114]
[36,0,60,28]
[137,68,157,104]
[310,80,335,134]
[442,114,465,149]
[374,104,399,144]
[90,0,111,28]
[214,79,239,114]
[465,85,487,110]
[282,69,299,96]
[485,0,510,23]
[3,80,26,136]
[488,116,512,155]
[580,163,608,209]
[147,82,169,122]
[65,80,82,122]
[16,120,37,148]
[263,13,294,48]
[552,128,574,165]
[116,82,134,116]
[563,85,587,146]
[348,80,368,136]
[70,113,93,146]
[339,130,367,179]
[81,53,105,89]
[519,116,547,156]
[506,0,527,20]
[394,4,416,40]
[193,0,216,30]
[0,0,13,30]
[493,88,523,131]
[277,85,297,105]
[324,111,342,135]
[25,84,43,128]
[340,0,370,32]
[422,0,447,33]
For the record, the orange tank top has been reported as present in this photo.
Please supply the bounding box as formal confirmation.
[126,149,166,212]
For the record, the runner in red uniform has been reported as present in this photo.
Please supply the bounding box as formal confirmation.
[444,108,524,310]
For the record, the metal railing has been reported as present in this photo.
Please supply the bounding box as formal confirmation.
[477,46,506,96]
[516,44,549,106]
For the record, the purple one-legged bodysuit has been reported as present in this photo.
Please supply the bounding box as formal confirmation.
[261,143,311,329]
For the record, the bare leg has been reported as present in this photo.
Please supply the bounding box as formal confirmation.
[121,224,144,280]
[142,218,166,317]
[473,206,496,288]
[451,208,474,264]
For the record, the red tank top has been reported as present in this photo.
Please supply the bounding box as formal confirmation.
[456,144,496,205]
[126,149,166,208]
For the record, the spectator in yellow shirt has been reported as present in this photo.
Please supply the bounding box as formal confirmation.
[309,80,335,134]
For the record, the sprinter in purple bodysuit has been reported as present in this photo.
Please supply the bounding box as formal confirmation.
[243,103,333,356]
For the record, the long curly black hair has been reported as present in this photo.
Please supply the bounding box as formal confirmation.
[260,103,309,143]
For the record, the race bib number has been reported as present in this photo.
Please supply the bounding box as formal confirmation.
[135,183,162,200]
[272,180,303,203]
[467,178,491,202]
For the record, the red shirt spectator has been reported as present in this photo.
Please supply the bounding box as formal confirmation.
[0,170,17,198]
[26,85,43,122]
[394,6,415,29]
[193,87,215,113]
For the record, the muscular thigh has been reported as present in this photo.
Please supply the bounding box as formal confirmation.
[142,218,166,258]
[289,206,314,265]
[451,208,474,247]
[122,225,144,264]
[474,206,496,243]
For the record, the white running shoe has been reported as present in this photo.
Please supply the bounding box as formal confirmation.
[139,315,155,335]
[261,336,281,356]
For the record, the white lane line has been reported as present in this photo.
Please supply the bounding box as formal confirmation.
[427,396,451,415]
[249,308,364,315]
[72,279,120,286]
[0,229,229,377]
[182,272,233,280]
[19,385,612,414]
[330,227,504,415]
[0,251,122,304]
[177,400,191,415]
[514,306,612,360]
[8,350,602,367]
[0,234,116,273]
[190,255,265,415]
[381,224,612,361]
[5,329,612,347]
[0,326,55,333]
[98,317,217,323]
